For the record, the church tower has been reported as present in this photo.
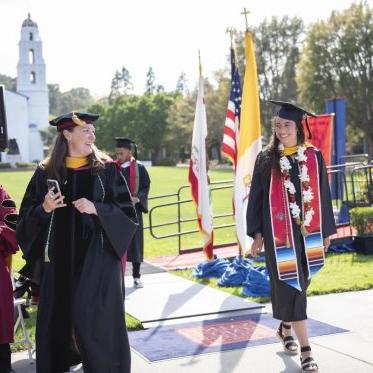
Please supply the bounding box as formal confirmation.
[17,13,49,161]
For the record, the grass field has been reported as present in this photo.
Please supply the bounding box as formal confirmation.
[1,166,236,270]
[174,252,373,300]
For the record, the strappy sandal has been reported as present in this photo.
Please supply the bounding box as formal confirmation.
[276,322,298,355]
[300,346,319,372]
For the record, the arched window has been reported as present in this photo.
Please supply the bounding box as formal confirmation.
[29,32,33,41]
[30,72,36,84]
[29,49,35,64]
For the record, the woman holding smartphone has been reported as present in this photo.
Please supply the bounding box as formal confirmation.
[17,112,137,373]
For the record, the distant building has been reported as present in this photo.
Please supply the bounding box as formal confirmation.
[1,13,49,163]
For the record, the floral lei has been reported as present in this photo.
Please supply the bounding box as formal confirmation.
[279,143,315,230]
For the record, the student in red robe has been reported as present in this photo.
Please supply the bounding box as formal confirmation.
[0,185,18,373]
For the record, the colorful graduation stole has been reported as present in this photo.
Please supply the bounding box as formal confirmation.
[129,157,140,197]
[269,147,325,291]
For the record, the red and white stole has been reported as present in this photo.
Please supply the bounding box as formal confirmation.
[122,157,139,197]
[269,147,325,291]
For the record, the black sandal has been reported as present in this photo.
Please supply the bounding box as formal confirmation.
[300,346,319,372]
[276,322,298,355]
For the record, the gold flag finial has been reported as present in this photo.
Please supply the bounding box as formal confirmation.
[241,7,251,32]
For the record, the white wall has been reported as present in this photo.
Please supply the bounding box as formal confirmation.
[3,90,29,162]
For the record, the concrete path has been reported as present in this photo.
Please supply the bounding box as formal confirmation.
[12,289,373,372]
[124,272,263,327]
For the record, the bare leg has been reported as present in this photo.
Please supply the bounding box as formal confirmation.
[292,320,318,371]
[291,320,309,347]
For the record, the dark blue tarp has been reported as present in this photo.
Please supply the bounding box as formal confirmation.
[217,256,253,286]
[241,266,271,297]
[192,256,230,279]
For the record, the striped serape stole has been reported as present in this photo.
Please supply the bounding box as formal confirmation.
[302,148,325,278]
[269,169,301,291]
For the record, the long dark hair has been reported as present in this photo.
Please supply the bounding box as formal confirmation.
[41,129,110,183]
[261,117,306,178]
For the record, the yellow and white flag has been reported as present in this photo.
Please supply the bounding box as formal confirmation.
[234,32,262,254]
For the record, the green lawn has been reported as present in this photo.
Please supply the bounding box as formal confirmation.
[173,252,373,302]
[2,166,236,271]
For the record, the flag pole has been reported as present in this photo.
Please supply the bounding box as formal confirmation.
[198,49,202,77]
[225,27,234,48]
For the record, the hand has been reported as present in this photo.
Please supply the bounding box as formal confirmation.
[42,190,66,213]
[323,237,331,253]
[132,197,140,204]
[250,234,264,258]
[72,198,97,215]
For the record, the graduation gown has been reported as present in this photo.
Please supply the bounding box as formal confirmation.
[246,149,336,321]
[120,161,150,263]
[0,186,18,345]
[16,162,137,373]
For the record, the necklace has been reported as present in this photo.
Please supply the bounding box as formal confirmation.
[278,144,315,232]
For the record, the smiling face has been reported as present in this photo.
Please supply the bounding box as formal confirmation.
[63,124,96,157]
[274,116,298,147]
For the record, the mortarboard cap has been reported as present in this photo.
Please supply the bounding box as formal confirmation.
[269,100,316,139]
[114,137,137,149]
[49,111,99,131]
[114,137,138,158]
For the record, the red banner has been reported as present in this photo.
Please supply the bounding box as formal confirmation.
[303,114,334,166]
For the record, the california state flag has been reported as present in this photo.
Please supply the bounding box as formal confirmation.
[235,32,262,254]
[189,73,214,260]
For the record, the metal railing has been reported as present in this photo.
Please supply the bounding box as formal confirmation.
[351,164,373,207]
[147,179,234,254]
[144,161,372,255]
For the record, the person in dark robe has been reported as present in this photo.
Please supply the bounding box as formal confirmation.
[16,112,137,373]
[246,101,336,373]
[114,138,150,288]
[0,186,18,373]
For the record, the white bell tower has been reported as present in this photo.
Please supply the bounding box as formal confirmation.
[17,13,49,162]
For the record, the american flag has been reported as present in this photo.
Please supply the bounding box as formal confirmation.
[221,48,242,169]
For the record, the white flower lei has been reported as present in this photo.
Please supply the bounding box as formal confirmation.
[279,144,315,228]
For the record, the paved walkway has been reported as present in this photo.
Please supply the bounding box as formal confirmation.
[12,289,373,372]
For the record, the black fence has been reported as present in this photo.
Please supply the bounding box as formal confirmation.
[145,161,373,255]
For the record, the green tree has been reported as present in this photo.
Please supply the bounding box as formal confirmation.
[109,66,133,101]
[91,93,176,164]
[145,67,156,94]
[0,74,16,92]
[175,72,188,95]
[48,84,62,115]
[40,127,57,147]
[297,2,373,156]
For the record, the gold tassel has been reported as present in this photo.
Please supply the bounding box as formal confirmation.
[71,112,86,126]
[286,234,291,248]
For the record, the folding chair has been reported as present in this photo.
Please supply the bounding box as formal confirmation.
[12,275,34,361]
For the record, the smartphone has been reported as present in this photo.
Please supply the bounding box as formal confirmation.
[47,179,61,195]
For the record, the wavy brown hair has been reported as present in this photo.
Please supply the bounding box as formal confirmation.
[41,129,111,183]
[260,116,306,179]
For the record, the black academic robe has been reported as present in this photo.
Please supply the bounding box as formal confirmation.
[246,149,336,322]
[16,162,137,373]
[120,162,150,263]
